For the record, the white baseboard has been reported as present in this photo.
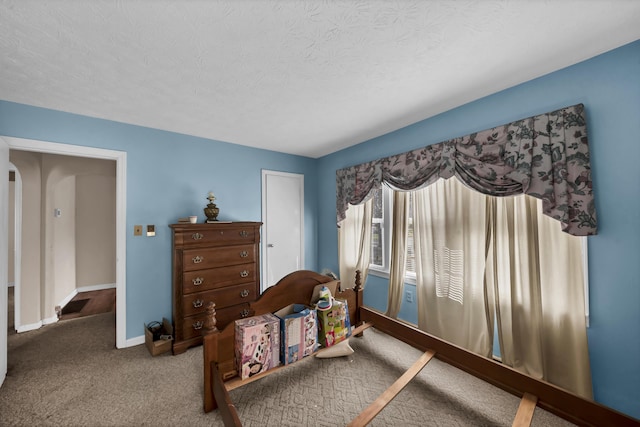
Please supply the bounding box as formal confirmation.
[42,315,59,325]
[58,290,79,311]
[77,283,116,293]
[125,335,145,348]
[16,320,43,333]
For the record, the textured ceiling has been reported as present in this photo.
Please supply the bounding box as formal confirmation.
[2,1,640,158]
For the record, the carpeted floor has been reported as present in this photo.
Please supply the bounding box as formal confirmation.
[0,307,575,427]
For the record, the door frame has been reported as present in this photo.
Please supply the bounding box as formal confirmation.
[261,170,304,291]
[3,136,127,349]
[1,135,8,387]
[8,163,22,333]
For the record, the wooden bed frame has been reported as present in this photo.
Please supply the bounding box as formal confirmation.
[202,270,639,427]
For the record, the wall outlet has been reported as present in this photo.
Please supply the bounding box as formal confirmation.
[405,291,413,303]
[134,225,143,236]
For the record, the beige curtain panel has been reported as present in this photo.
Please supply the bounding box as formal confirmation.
[413,178,494,358]
[385,191,410,319]
[338,199,373,290]
[488,194,592,398]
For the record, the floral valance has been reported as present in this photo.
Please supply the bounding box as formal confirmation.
[336,103,597,236]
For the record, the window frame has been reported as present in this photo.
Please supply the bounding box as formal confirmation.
[369,186,391,273]
[368,186,417,285]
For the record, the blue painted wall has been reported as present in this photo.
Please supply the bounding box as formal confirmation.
[0,102,320,340]
[317,40,640,418]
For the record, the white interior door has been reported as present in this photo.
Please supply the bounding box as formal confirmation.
[261,170,304,291]
[1,136,9,387]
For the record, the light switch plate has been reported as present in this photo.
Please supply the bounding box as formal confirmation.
[134,225,143,236]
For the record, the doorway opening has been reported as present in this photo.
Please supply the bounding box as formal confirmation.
[3,136,127,349]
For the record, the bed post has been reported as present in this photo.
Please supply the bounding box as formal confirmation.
[203,302,219,413]
[354,269,364,336]
[204,301,218,332]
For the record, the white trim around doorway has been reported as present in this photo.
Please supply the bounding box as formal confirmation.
[4,136,128,349]
[9,163,22,333]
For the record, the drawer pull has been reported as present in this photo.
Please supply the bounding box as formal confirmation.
[239,230,249,238]
[240,309,250,318]
[240,270,249,278]
[192,256,204,264]
[191,233,204,240]
[192,299,204,308]
[240,289,250,298]
[192,277,204,286]
[192,320,204,330]
[240,250,248,258]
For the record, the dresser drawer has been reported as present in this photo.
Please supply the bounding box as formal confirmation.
[182,303,252,340]
[182,244,256,271]
[182,263,257,294]
[175,225,258,247]
[182,284,256,317]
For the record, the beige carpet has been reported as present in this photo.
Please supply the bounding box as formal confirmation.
[1,308,575,426]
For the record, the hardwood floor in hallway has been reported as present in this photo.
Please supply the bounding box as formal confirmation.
[59,288,116,321]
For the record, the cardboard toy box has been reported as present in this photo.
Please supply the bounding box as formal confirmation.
[235,313,281,379]
[316,299,351,348]
[274,304,318,365]
[144,317,173,356]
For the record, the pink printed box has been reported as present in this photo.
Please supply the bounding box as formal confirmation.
[235,313,281,379]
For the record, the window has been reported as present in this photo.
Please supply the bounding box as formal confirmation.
[369,187,391,271]
[367,188,417,283]
[370,187,384,268]
[406,193,415,275]
[368,188,416,281]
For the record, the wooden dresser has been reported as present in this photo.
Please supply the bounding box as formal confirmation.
[169,222,262,354]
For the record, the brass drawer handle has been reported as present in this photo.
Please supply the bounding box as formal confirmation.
[240,289,250,298]
[191,233,203,240]
[192,299,204,308]
[240,270,249,278]
[192,277,203,286]
[192,256,203,264]
[240,309,250,318]
[192,320,204,330]
[240,250,248,258]
[239,230,249,238]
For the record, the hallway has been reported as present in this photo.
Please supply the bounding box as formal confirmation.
[7,287,115,335]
